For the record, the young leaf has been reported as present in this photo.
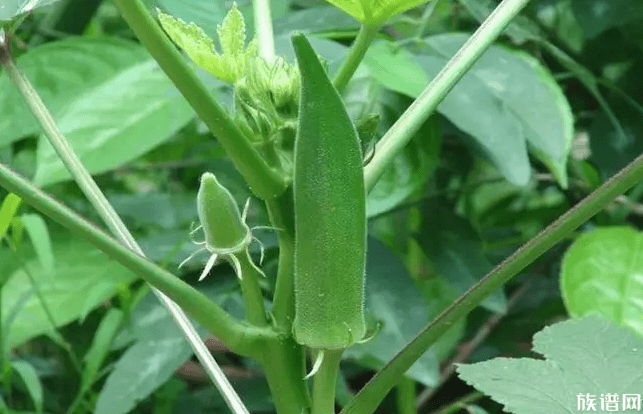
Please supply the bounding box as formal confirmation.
[458,316,643,414]
[323,0,431,25]
[561,227,643,335]
[292,33,367,350]
[10,360,43,414]
[0,193,20,240]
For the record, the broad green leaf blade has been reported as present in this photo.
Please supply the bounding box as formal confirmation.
[2,237,136,349]
[20,214,54,276]
[458,316,643,414]
[95,330,194,414]
[561,227,643,335]
[10,360,43,414]
[0,193,21,240]
[345,238,464,386]
[292,33,366,349]
[0,0,61,21]
[81,308,124,392]
[324,0,431,25]
[418,34,573,187]
[417,206,506,312]
[571,0,643,39]
[273,6,359,35]
[33,60,194,186]
[0,37,149,147]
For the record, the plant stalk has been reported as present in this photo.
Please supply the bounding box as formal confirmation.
[333,24,379,93]
[253,0,276,63]
[343,148,643,414]
[312,350,343,414]
[363,0,532,192]
[112,0,287,200]
[235,251,268,326]
[1,46,256,413]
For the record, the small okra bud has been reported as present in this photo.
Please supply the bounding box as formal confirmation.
[292,34,366,350]
[197,172,250,251]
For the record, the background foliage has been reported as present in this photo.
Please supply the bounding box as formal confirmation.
[2,0,643,413]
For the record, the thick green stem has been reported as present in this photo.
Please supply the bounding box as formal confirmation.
[0,163,278,357]
[343,149,643,414]
[312,350,343,414]
[113,0,287,200]
[252,0,276,63]
[396,377,415,414]
[265,192,296,328]
[333,24,378,93]
[363,0,531,192]
[236,251,268,326]
[260,338,311,414]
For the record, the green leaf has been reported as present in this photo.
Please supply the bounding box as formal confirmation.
[571,0,643,39]
[273,6,359,34]
[95,330,195,414]
[0,193,21,240]
[10,360,43,414]
[0,0,62,21]
[457,316,643,414]
[561,227,643,335]
[20,214,54,277]
[292,33,366,349]
[417,206,506,312]
[410,34,573,187]
[81,308,124,393]
[345,238,464,386]
[324,0,432,25]
[367,92,440,217]
[156,0,225,38]
[33,60,194,186]
[0,37,149,147]
[2,237,136,349]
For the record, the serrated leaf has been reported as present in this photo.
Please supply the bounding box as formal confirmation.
[324,0,431,25]
[458,316,643,414]
[33,60,194,186]
[217,4,245,57]
[0,37,149,147]
[561,227,643,336]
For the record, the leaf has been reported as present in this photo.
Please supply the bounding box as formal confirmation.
[571,0,643,39]
[0,37,149,147]
[273,6,359,34]
[367,92,440,217]
[0,0,62,21]
[20,214,54,277]
[81,308,124,393]
[0,193,21,240]
[33,60,195,186]
[417,206,506,312]
[95,333,195,414]
[324,0,432,25]
[412,34,573,187]
[560,227,643,336]
[457,316,643,414]
[2,237,136,349]
[345,238,464,386]
[10,360,43,414]
[292,33,366,349]
[156,0,225,38]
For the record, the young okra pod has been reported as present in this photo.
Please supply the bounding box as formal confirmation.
[292,34,367,350]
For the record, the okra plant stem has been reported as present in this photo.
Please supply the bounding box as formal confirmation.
[312,350,343,414]
[333,24,379,93]
[236,251,268,326]
[253,0,276,63]
[363,0,532,192]
[113,0,288,200]
[343,149,643,414]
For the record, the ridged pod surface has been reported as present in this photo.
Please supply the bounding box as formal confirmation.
[292,34,367,350]
[197,172,250,250]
